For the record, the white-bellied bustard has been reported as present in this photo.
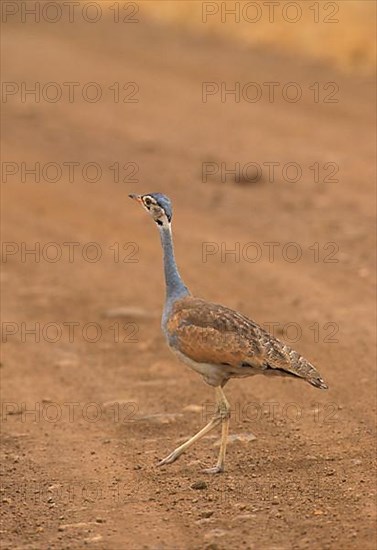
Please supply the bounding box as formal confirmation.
[129,193,328,473]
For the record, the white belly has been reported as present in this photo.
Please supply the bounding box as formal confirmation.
[169,347,255,387]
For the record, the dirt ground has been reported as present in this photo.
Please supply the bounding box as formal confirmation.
[1,11,376,550]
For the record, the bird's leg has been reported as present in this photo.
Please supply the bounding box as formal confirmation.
[202,387,230,474]
[157,387,231,472]
[157,412,222,467]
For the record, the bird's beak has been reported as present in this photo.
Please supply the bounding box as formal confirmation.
[128,193,142,204]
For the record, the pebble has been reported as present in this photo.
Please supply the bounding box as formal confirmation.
[191,481,208,490]
[200,511,214,518]
[58,522,95,531]
[204,529,228,540]
[84,534,102,543]
[213,433,256,447]
[136,413,183,424]
[234,513,255,520]
[183,404,202,413]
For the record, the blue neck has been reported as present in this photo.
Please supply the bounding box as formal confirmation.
[159,225,189,302]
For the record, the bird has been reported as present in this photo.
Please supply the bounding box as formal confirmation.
[129,192,328,474]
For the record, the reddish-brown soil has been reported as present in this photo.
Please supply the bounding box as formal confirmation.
[1,13,376,550]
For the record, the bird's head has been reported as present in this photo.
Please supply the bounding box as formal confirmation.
[129,193,172,227]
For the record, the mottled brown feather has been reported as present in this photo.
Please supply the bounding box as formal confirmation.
[166,296,327,389]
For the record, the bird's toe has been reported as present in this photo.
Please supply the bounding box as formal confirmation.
[157,454,178,467]
[202,465,224,474]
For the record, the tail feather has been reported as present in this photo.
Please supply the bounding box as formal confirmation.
[299,358,328,390]
[283,347,328,390]
[308,375,328,390]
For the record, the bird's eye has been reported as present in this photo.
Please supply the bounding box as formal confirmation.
[144,197,152,207]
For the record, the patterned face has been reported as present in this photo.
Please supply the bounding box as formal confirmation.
[129,193,172,227]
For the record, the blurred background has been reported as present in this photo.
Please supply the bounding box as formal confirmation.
[144,0,376,74]
[2,2,376,549]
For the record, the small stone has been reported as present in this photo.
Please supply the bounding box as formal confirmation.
[243,514,258,521]
[200,511,214,518]
[191,481,208,490]
[84,534,102,543]
[183,404,202,413]
[204,529,228,540]
[213,433,256,447]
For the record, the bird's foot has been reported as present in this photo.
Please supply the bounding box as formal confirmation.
[202,465,224,474]
[157,452,180,467]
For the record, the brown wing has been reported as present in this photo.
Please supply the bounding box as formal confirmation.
[166,296,327,389]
